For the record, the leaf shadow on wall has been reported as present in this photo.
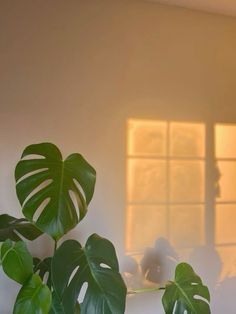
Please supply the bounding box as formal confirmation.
[122,237,236,314]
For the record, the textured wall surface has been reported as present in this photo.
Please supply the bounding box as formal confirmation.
[1,1,236,313]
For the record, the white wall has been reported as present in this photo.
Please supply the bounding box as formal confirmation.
[1,0,236,313]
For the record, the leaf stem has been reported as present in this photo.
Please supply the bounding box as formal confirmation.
[54,240,58,254]
[127,286,165,295]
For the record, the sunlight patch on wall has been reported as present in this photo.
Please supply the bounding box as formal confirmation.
[215,124,236,250]
[127,119,167,157]
[215,124,236,159]
[215,124,236,283]
[126,204,167,252]
[216,204,236,244]
[126,119,205,253]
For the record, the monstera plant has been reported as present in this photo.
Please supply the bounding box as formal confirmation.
[0,142,211,313]
[0,143,126,313]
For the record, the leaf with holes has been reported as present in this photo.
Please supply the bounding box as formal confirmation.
[0,214,42,242]
[162,263,211,314]
[33,256,52,288]
[15,143,96,240]
[1,240,33,284]
[51,234,127,314]
[13,274,52,314]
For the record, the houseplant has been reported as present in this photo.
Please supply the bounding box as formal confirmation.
[0,142,211,313]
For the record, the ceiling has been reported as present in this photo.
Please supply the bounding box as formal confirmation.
[146,0,236,17]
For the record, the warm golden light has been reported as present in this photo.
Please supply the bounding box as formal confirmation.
[170,122,205,157]
[215,204,236,244]
[127,119,167,157]
[169,160,205,202]
[216,161,236,202]
[126,119,205,253]
[126,205,167,252]
[215,124,236,261]
[125,120,236,291]
[169,205,205,247]
[127,159,167,203]
[215,124,236,159]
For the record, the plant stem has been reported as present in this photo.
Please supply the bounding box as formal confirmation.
[54,240,58,254]
[127,286,165,295]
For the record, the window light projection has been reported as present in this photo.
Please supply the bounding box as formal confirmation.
[214,124,236,278]
[169,161,204,203]
[126,119,206,253]
[128,120,167,157]
[126,120,236,283]
[127,159,167,203]
[215,124,236,159]
[169,122,205,158]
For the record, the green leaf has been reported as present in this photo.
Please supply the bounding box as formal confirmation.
[49,293,81,314]
[15,143,96,240]
[0,214,42,242]
[33,256,52,288]
[49,292,66,314]
[162,263,211,314]
[1,240,33,284]
[13,274,52,314]
[52,234,127,314]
